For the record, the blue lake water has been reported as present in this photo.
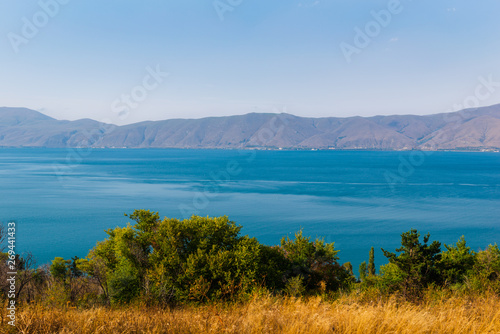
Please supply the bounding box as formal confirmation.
[1,148,499,273]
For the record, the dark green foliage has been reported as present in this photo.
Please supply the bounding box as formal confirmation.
[382,229,441,299]
[108,269,141,304]
[76,213,357,305]
[376,262,405,294]
[70,256,83,278]
[146,214,261,303]
[359,261,368,282]
[279,230,353,292]
[50,257,70,281]
[51,256,85,281]
[30,217,500,306]
[438,236,475,285]
[368,247,376,276]
[257,245,289,291]
[284,275,305,297]
[80,211,263,304]
[475,244,500,280]
[468,244,500,292]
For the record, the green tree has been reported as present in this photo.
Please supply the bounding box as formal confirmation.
[279,230,353,292]
[70,256,83,278]
[359,261,368,282]
[147,214,261,303]
[382,229,441,299]
[257,245,289,291]
[50,257,70,281]
[77,231,124,302]
[438,236,475,285]
[368,247,376,276]
[81,211,263,304]
[76,251,110,300]
[377,262,405,294]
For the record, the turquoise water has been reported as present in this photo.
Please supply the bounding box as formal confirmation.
[1,148,499,272]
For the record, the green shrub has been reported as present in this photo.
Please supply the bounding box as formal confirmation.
[284,275,305,297]
[81,211,262,304]
[376,263,405,294]
[257,245,289,291]
[108,269,141,304]
[438,236,475,285]
[50,257,70,281]
[467,244,500,293]
[279,230,354,292]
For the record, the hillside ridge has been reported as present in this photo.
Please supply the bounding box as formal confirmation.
[1,105,500,150]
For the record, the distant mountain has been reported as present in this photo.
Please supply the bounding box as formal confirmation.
[1,105,500,150]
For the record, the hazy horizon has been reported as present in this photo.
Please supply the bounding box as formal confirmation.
[2,1,500,125]
[4,103,500,126]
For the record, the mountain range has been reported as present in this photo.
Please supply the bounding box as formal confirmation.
[1,105,500,150]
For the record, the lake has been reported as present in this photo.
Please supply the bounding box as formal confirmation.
[1,148,499,273]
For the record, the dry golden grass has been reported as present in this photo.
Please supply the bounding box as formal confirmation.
[4,293,500,334]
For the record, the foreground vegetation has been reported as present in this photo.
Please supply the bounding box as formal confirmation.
[5,292,500,333]
[1,211,500,333]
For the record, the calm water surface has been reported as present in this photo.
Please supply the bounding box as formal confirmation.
[1,148,499,271]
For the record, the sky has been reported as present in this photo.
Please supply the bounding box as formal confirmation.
[1,0,500,125]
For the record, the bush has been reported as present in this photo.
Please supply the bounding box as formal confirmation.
[284,275,305,297]
[146,214,261,303]
[376,263,405,294]
[279,230,354,293]
[467,244,500,293]
[108,269,141,304]
[256,245,289,291]
[438,236,475,285]
[81,211,262,304]
[50,257,70,281]
[40,215,498,307]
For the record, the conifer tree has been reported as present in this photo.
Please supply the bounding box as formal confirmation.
[368,247,376,276]
[359,261,368,282]
[382,229,441,299]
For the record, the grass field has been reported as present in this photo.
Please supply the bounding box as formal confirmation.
[4,292,500,334]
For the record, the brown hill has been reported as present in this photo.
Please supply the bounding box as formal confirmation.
[1,104,499,150]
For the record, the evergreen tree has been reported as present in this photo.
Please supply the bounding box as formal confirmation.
[439,236,475,284]
[382,229,441,300]
[359,261,368,282]
[70,256,83,278]
[368,247,376,276]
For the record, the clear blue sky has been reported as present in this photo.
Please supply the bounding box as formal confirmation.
[1,0,500,125]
